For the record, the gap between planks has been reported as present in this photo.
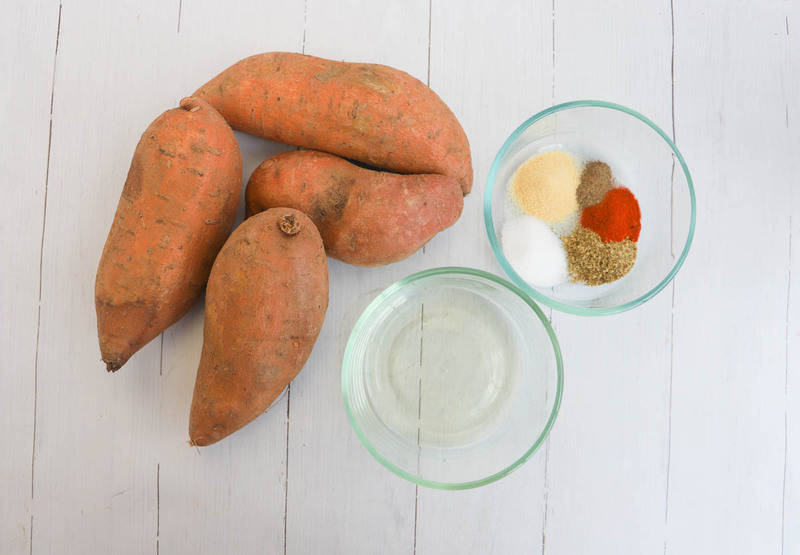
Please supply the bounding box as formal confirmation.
[541,2,556,552]
[284,8,309,552]
[781,215,792,555]
[664,2,677,554]
[283,386,291,555]
[156,463,160,555]
[414,5,433,552]
[412,303,424,555]
[301,0,308,55]
[30,5,63,553]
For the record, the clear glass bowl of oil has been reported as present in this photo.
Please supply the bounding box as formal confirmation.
[342,267,562,489]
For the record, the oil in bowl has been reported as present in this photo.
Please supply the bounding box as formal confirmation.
[342,267,562,489]
[365,284,522,449]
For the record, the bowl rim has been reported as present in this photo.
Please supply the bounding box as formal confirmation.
[484,99,697,316]
[341,266,564,490]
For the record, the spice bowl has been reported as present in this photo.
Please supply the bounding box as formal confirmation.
[485,100,696,315]
[342,267,563,489]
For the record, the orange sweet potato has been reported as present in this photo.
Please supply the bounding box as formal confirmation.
[245,150,463,267]
[194,52,473,194]
[189,208,328,446]
[95,97,242,372]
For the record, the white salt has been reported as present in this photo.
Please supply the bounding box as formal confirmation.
[502,215,568,287]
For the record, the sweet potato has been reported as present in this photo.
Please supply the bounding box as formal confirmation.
[245,150,463,267]
[189,208,328,446]
[194,52,473,194]
[95,97,242,372]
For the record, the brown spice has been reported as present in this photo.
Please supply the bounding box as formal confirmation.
[576,161,613,209]
[562,226,636,285]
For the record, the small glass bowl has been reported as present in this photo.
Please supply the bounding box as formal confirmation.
[342,267,563,489]
[485,100,696,315]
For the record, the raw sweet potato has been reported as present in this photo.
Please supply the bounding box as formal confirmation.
[189,208,329,446]
[194,52,473,194]
[245,150,464,267]
[95,97,242,372]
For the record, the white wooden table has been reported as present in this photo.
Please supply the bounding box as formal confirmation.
[2,1,798,553]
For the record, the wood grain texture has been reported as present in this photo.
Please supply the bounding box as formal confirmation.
[283,2,431,553]
[667,2,794,553]
[0,1,797,554]
[31,3,177,553]
[156,2,304,554]
[786,209,799,555]
[545,2,674,553]
[414,1,554,553]
[783,7,799,554]
[0,2,59,553]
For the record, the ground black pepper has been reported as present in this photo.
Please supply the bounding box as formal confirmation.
[576,161,613,210]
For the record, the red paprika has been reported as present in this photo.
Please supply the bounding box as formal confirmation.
[580,187,641,242]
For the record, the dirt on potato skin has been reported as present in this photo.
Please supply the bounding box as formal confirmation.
[195,52,473,194]
[245,150,463,267]
[95,97,241,372]
[188,208,329,446]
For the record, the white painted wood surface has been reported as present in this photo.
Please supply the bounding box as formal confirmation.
[1,3,60,553]
[667,3,797,553]
[546,2,674,553]
[1,1,797,554]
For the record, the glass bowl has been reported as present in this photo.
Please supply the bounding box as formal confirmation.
[485,100,696,315]
[342,267,563,489]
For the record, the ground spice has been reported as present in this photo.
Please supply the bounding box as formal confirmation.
[580,186,641,242]
[510,150,579,223]
[562,226,637,285]
[576,161,613,209]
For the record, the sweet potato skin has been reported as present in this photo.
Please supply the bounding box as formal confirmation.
[194,52,473,194]
[189,208,329,446]
[245,150,464,267]
[95,97,242,372]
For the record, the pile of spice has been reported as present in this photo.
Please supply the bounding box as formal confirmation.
[510,150,579,223]
[502,215,567,287]
[576,161,613,209]
[561,226,637,286]
[502,152,642,287]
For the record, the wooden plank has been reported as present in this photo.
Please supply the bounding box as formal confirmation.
[542,2,675,553]
[155,2,305,555]
[667,2,792,553]
[31,3,189,554]
[414,1,554,553]
[284,1,430,553]
[783,7,799,554]
[0,2,60,553]
[8,2,795,554]
[786,210,799,554]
